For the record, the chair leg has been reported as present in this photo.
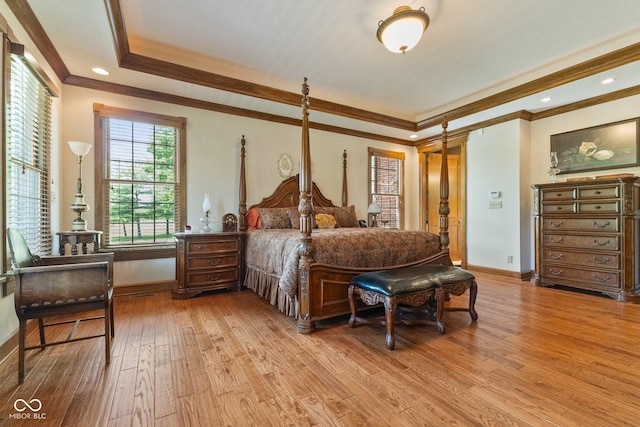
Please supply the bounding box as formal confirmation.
[18,320,26,384]
[383,296,397,350]
[38,318,45,346]
[105,303,111,364]
[110,302,115,338]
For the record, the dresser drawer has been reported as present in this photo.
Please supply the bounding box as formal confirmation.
[543,234,619,251]
[543,265,620,288]
[577,201,619,214]
[578,185,619,199]
[542,217,618,232]
[188,254,239,270]
[542,203,576,214]
[541,188,576,201]
[187,267,239,286]
[187,239,239,254]
[542,248,619,269]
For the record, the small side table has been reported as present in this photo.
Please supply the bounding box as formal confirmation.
[56,230,103,255]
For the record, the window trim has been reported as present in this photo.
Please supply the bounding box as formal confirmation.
[93,103,186,261]
[368,147,405,229]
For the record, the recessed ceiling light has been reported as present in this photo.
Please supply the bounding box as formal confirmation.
[409,134,418,139]
[92,67,110,76]
[541,97,552,103]
[601,77,615,85]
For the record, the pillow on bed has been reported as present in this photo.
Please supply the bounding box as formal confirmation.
[246,208,263,231]
[287,206,301,228]
[256,207,292,229]
[315,213,337,229]
[333,205,359,227]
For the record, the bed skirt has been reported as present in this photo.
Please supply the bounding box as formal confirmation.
[244,266,299,317]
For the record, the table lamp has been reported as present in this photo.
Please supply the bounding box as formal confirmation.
[68,141,92,231]
[367,201,382,227]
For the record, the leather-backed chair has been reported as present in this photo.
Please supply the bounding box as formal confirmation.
[6,228,114,383]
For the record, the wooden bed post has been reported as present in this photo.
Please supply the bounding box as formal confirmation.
[298,78,315,333]
[342,150,348,207]
[439,118,450,251]
[239,135,247,232]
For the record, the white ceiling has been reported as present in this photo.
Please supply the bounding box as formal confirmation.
[24,0,640,139]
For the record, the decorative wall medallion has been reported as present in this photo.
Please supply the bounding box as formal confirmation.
[277,153,294,178]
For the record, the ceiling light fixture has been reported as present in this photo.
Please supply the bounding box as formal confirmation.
[601,77,615,85]
[541,97,552,103]
[92,67,110,76]
[377,6,430,54]
[410,134,419,139]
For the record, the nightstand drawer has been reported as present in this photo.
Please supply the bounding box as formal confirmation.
[542,217,618,232]
[188,254,239,270]
[188,239,239,254]
[187,268,239,286]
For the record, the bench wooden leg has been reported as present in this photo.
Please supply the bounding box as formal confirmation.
[443,279,479,322]
[383,297,397,350]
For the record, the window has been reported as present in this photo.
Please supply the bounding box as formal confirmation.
[369,147,405,229]
[94,104,186,260]
[6,46,53,257]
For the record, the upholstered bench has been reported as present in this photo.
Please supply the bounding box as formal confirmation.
[348,264,478,350]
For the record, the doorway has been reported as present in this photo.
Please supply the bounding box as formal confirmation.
[419,136,467,267]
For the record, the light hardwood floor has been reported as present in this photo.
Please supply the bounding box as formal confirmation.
[1,272,640,426]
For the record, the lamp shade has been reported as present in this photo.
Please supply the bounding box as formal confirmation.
[202,193,211,212]
[367,202,382,214]
[68,141,92,156]
[377,6,430,54]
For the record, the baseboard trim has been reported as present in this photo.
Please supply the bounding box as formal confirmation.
[467,264,532,281]
[113,280,174,297]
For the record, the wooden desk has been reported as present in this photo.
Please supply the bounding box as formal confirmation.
[56,230,103,255]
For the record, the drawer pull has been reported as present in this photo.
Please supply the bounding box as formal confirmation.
[197,245,203,250]
[208,258,221,266]
[549,253,564,260]
[593,239,610,247]
[594,190,601,195]
[549,221,564,227]
[556,193,562,197]
[548,237,564,244]
[549,268,564,276]
[594,205,601,209]
[593,221,610,229]
[593,256,610,265]
[593,274,610,282]
[207,274,221,281]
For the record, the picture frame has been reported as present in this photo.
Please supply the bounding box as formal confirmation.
[551,118,640,174]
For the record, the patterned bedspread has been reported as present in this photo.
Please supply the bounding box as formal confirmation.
[245,228,442,299]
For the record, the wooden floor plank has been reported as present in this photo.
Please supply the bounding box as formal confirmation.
[1,272,640,425]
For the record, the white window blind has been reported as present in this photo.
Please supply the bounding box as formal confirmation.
[99,112,184,248]
[6,52,52,255]
[369,148,404,229]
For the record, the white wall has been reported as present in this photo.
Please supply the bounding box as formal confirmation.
[466,120,527,272]
[61,85,420,287]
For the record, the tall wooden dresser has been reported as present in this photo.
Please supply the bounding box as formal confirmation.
[173,232,244,299]
[532,176,640,302]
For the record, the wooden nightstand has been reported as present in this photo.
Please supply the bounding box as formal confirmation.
[173,232,244,299]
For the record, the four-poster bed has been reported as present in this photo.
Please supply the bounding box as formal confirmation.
[238,78,452,333]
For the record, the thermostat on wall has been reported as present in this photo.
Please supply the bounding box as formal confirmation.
[489,191,501,199]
